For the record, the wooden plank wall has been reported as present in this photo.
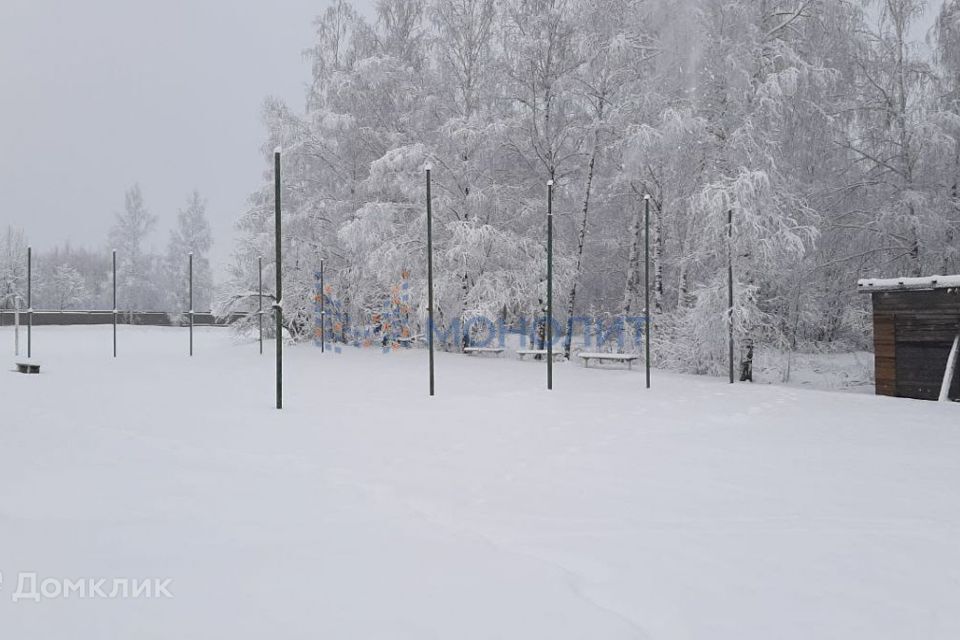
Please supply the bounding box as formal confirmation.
[872,289,960,400]
[873,312,896,396]
[895,343,960,400]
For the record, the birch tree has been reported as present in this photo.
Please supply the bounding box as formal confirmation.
[109,185,160,311]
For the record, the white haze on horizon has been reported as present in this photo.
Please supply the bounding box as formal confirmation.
[0,0,943,279]
[0,0,377,279]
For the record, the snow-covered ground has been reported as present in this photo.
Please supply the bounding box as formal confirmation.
[753,348,875,393]
[1,326,958,639]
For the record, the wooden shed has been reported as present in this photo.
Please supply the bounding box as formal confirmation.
[858,276,960,401]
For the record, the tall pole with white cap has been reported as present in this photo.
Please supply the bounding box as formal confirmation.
[546,180,554,391]
[425,162,435,397]
[320,258,325,353]
[644,194,651,389]
[274,146,283,409]
[188,252,194,356]
[728,209,734,384]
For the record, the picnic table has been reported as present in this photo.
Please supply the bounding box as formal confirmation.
[577,352,639,370]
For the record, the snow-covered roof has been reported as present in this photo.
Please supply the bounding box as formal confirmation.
[857,275,960,293]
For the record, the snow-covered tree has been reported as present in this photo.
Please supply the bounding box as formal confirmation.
[165,190,214,312]
[45,264,88,311]
[932,0,960,273]
[847,0,934,277]
[109,184,161,311]
[223,0,960,378]
[0,226,28,310]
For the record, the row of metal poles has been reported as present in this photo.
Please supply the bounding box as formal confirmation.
[11,248,197,360]
[13,150,722,410]
[422,168,654,397]
[267,152,656,411]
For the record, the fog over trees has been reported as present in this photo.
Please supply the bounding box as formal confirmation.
[5,0,956,378]
[221,0,960,376]
[1,186,215,315]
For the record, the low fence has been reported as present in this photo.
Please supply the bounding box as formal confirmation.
[0,310,245,327]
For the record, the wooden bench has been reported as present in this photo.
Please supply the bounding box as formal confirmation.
[15,360,41,374]
[517,349,565,361]
[578,352,639,370]
[464,347,504,357]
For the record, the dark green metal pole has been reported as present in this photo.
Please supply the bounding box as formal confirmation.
[258,256,263,355]
[547,180,554,391]
[320,259,325,353]
[644,194,651,389]
[275,148,283,409]
[426,164,435,397]
[112,249,117,358]
[728,208,734,384]
[26,246,32,359]
[189,252,194,356]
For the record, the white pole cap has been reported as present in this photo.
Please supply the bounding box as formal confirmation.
[425,162,433,171]
[644,194,651,200]
[547,180,554,186]
[274,145,282,155]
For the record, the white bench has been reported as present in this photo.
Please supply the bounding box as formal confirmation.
[15,360,41,374]
[517,349,564,361]
[464,347,504,357]
[578,352,639,370]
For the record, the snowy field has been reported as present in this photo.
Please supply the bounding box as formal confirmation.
[1,325,958,639]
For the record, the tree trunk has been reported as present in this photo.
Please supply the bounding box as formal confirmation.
[563,116,604,359]
[739,339,754,382]
[459,271,471,351]
[563,152,595,359]
[677,263,689,310]
[907,202,922,277]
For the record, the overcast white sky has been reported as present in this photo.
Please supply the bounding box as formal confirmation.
[0,0,375,273]
[0,0,941,276]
